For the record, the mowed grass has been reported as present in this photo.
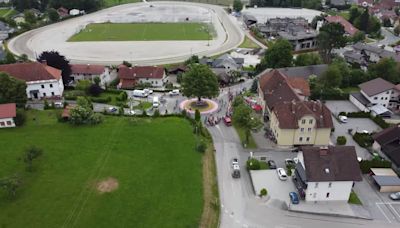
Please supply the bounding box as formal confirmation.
[0,110,203,228]
[0,8,17,18]
[68,22,211,41]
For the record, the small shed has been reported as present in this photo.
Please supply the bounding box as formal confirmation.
[371,168,398,176]
[372,175,400,192]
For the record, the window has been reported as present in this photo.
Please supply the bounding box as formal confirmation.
[315,183,318,188]
[306,137,310,142]
[301,128,304,132]
[301,119,306,124]
[385,97,388,100]
[50,84,53,88]
[381,97,384,100]
[374,97,378,100]
[308,128,312,132]
[326,192,330,198]
[41,85,44,89]
[6,121,11,125]
[43,93,46,97]
[0,122,4,126]
[386,91,390,94]
[299,137,303,142]
[328,182,332,188]
[383,104,386,107]
[309,119,313,124]
[51,92,55,96]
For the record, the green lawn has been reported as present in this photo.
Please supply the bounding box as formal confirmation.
[68,22,212,41]
[0,110,203,228]
[348,191,362,205]
[233,124,257,149]
[239,36,260,49]
[0,8,17,18]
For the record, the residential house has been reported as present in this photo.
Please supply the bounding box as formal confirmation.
[257,17,318,51]
[57,7,69,18]
[0,62,64,99]
[373,125,400,167]
[0,21,14,41]
[200,54,244,72]
[325,15,359,36]
[349,78,400,116]
[277,64,329,80]
[70,64,111,87]
[294,146,362,201]
[0,103,16,128]
[258,70,332,146]
[352,42,400,63]
[243,14,257,27]
[117,65,166,89]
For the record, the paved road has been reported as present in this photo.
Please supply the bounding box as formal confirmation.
[8,1,244,65]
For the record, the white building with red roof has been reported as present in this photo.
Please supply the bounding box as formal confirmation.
[117,65,166,89]
[325,15,359,36]
[0,103,16,128]
[0,62,64,99]
[70,64,111,87]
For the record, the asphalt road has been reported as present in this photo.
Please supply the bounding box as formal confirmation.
[8,1,244,65]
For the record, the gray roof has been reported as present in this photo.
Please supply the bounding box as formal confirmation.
[343,50,365,64]
[277,64,328,79]
[373,175,400,186]
[350,92,370,106]
[353,42,400,62]
[212,54,243,68]
[278,29,317,40]
[359,78,395,96]
[330,0,347,5]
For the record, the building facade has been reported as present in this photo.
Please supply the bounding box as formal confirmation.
[70,64,111,87]
[0,103,16,128]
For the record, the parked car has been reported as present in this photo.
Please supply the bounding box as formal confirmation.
[128,110,136,115]
[108,107,117,113]
[54,101,64,108]
[231,157,239,167]
[133,89,148,98]
[289,192,299,204]
[339,115,348,123]
[267,160,277,169]
[143,88,153,94]
[232,164,240,178]
[285,159,297,167]
[390,192,400,200]
[276,168,288,180]
[223,116,232,126]
[169,89,180,96]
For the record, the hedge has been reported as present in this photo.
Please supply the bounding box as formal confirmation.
[372,116,390,129]
[339,112,390,129]
[353,133,373,148]
[90,96,111,103]
[359,159,392,174]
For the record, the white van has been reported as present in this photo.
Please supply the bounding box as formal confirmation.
[132,90,148,98]
[169,89,179,96]
[153,96,159,108]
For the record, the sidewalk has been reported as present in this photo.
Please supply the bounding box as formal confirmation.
[288,201,372,220]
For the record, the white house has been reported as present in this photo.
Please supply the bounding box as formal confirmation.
[0,103,16,128]
[70,64,111,87]
[0,62,64,99]
[294,146,362,202]
[350,78,400,116]
[118,65,167,89]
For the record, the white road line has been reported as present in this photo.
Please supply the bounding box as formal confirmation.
[376,202,400,205]
[376,203,392,223]
[389,204,400,220]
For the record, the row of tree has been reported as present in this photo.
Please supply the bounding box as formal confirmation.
[348,6,381,37]
[249,0,322,9]
[11,0,103,13]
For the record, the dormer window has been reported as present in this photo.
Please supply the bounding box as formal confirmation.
[309,119,313,124]
[301,119,306,124]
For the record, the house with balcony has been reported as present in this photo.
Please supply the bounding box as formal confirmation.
[294,146,362,201]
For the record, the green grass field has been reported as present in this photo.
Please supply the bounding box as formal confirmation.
[0,8,17,18]
[0,111,203,228]
[68,22,212,42]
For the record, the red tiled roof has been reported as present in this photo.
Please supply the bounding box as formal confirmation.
[119,79,136,89]
[118,65,165,79]
[0,62,62,82]
[287,77,311,97]
[71,64,105,75]
[0,103,16,119]
[326,15,359,36]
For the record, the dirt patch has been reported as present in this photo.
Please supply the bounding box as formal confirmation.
[96,177,119,193]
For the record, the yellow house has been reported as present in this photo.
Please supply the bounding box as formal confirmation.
[259,70,333,146]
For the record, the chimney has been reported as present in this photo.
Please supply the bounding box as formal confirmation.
[319,146,329,156]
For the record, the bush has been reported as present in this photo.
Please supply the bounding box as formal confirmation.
[153,109,160,117]
[14,109,26,126]
[359,158,392,174]
[88,84,103,97]
[44,99,50,110]
[353,133,373,148]
[246,158,260,170]
[260,188,268,197]
[116,91,128,101]
[89,96,111,103]
[76,80,91,92]
[346,111,371,118]
[336,136,347,145]
[105,88,122,94]
[196,141,207,153]
[372,115,390,129]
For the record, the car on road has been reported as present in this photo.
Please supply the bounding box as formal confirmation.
[231,157,239,167]
[267,160,277,169]
[285,158,298,167]
[223,116,232,126]
[232,164,240,178]
[390,192,400,200]
[276,168,288,180]
[289,192,299,204]
[144,88,153,94]
[108,107,118,113]
[169,89,180,96]
[338,115,348,123]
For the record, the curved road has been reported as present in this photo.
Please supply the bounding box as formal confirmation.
[8,1,244,65]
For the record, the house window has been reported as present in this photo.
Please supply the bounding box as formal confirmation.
[43,93,46,97]
[315,183,318,188]
[386,91,390,94]
[41,85,44,89]
[301,119,306,124]
[0,122,4,126]
[326,192,330,198]
[301,128,304,132]
[309,119,313,124]
[374,97,378,100]
[328,182,332,188]
[383,104,386,107]
[51,92,55,96]
[6,121,11,125]
[50,84,53,88]
[308,128,311,132]
[299,137,303,142]
[385,97,388,100]
[306,137,310,142]
[381,97,384,100]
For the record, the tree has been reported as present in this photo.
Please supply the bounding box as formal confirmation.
[11,0,40,12]
[4,51,16,64]
[246,158,260,170]
[349,69,367,87]
[233,0,243,12]
[69,97,102,125]
[357,8,370,32]
[383,17,392,27]
[259,38,292,70]
[331,58,350,87]
[88,84,103,96]
[122,60,132,67]
[319,64,342,88]
[317,23,347,63]
[181,64,219,102]
[47,8,60,22]
[337,136,347,145]
[195,109,201,122]
[352,31,366,43]
[24,9,37,25]
[250,79,258,94]
[349,6,362,23]
[23,146,43,171]
[294,53,322,66]
[76,79,91,92]
[232,103,262,145]
[93,76,101,86]
[184,55,199,65]
[259,188,268,197]
[368,58,400,83]
[37,51,72,85]
[0,73,27,106]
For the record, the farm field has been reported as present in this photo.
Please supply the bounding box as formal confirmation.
[0,111,203,228]
[68,22,212,41]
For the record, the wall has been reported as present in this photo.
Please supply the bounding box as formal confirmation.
[26,79,64,99]
[0,117,15,128]
[349,94,369,112]
[305,181,354,201]
[361,89,392,108]
[137,72,167,88]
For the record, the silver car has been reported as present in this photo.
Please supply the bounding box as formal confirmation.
[390,192,400,200]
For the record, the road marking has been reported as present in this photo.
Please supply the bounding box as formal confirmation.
[376,203,392,223]
[389,204,400,220]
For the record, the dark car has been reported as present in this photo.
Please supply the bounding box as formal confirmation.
[289,192,299,204]
[267,160,277,169]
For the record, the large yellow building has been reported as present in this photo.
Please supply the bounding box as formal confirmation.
[259,70,333,146]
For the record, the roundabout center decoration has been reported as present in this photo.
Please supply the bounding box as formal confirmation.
[180,98,218,114]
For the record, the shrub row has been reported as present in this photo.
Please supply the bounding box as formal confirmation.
[353,133,374,148]
[359,159,392,174]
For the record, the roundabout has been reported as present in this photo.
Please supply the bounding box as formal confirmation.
[8,1,244,65]
[180,98,218,114]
